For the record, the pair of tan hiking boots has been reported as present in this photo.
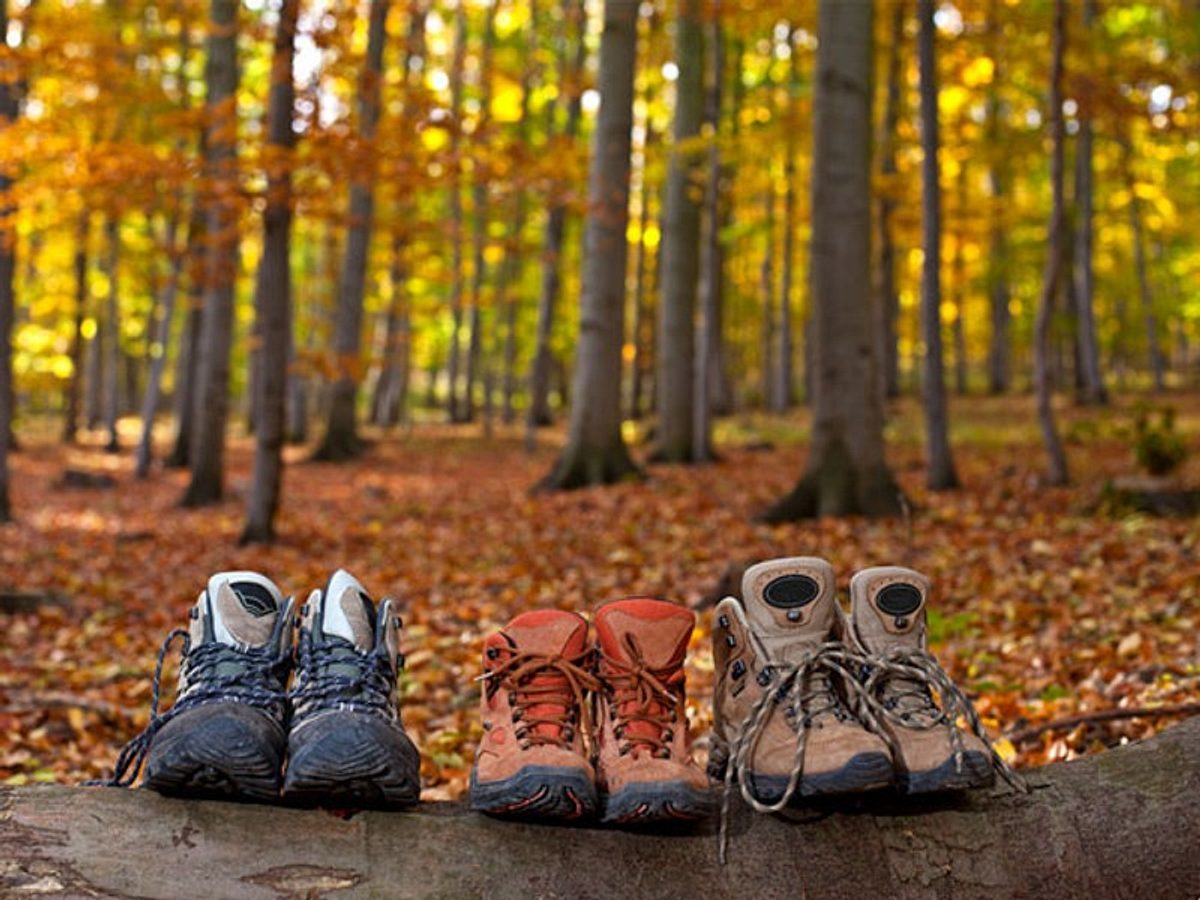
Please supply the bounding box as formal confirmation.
[712,558,1005,807]
[469,598,714,824]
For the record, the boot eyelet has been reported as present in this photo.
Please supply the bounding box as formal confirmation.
[731,660,746,680]
[486,647,500,660]
[724,634,736,648]
[718,615,730,629]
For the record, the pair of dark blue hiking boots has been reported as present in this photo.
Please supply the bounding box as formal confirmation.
[104,569,419,808]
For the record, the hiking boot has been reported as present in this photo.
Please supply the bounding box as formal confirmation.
[469,609,600,820]
[283,569,420,808]
[712,557,892,805]
[141,571,294,802]
[848,566,995,794]
[593,598,714,823]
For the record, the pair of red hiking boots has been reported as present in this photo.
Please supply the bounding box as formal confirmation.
[469,598,714,824]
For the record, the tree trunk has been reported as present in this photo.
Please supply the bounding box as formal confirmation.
[762,0,901,521]
[1034,0,1070,486]
[0,0,15,521]
[11,719,1200,897]
[314,0,390,461]
[1072,0,1106,406]
[445,2,468,423]
[537,0,640,490]
[759,183,776,411]
[101,216,121,453]
[134,206,186,478]
[62,213,88,444]
[1122,139,1167,393]
[653,0,704,464]
[167,209,205,468]
[985,4,1011,396]
[693,0,723,462]
[182,0,240,507]
[242,0,299,543]
[951,161,968,396]
[916,0,959,491]
[627,115,655,422]
[526,0,587,445]
[877,0,904,401]
[773,27,799,414]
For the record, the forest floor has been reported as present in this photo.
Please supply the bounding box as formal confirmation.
[1,391,1198,800]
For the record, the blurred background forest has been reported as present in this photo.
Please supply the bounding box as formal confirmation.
[0,0,1198,797]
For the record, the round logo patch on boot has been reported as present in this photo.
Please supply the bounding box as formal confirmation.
[763,574,820,609]
[875,583,923,616]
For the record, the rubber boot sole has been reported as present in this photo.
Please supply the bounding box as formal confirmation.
[601,779,715,825]
[469,765,598,821]
[745,750,894,803]
[143,704,285,804]
[283,713,421,809]
[900,750,994,794]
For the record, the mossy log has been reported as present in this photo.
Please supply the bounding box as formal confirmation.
[2,717,1198,899]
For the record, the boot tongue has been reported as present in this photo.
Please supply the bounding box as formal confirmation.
[491,610,589,744]
[741,557,838,663]
[850,567,929,656]
[320,569,376,652]
[201,571,284,649]
[594,599,694,751]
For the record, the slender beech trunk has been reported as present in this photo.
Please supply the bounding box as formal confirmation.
[760,183,776,410]
[917,0,959,490]
[952,161,968,396]
[242,0,299,542]
[1034,0,1070,486]
[762,0,901,521]
[693,0,722,462]
[63,213,88,443]
[1122,139,1167,392]
[101,216,121,453]
[985,4,1011,395]
[445,3,467,422]
[774,26,799,414]
[526,0,587,444]
[315,0,390,460]
[167,204,205,467]
[0,0,15,520]
[183,0,240,506]
[877,0,904,400]
[1072,0,1105,405]
[627,104,656,421]
[653,0,704,463]
[537,0,640,490]
[134,207,186,477]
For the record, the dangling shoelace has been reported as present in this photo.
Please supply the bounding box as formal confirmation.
[717,641,870,864]
[289,629,399,727]
[87,628,291,788]
[476,648,600,754]
[598,633,684,760]
[856,646,1027,793]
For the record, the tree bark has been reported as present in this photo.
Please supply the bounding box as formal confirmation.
[759,183,776,411]
[773,27,799,415]
[445,2,468,423]
[951,161,968,396]
[653,0,705,464]
[693,0,723,463]
[242,0,299,543]
[62,213,88,444]
[1034,0,1070,486]
[627,116,655,423]
[182,0,240,506]
[537,0,640,491]
[7,718,1200,898]
[167,205,205,468]
[916,0,959,491]
[876,0,904,401]
[526,0,587,444]
[1072,0,1106,406]
[762,0,901,521]
[314,0,390,461]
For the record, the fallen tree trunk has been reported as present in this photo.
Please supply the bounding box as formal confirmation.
[2,717,1198,899]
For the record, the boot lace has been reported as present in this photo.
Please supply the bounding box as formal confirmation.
[599,633,685,760]
[478,648,600,752]
[290,627,398,728]
[87,628,290,788]
[857,646,1027,793]
[717,641,870,864]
